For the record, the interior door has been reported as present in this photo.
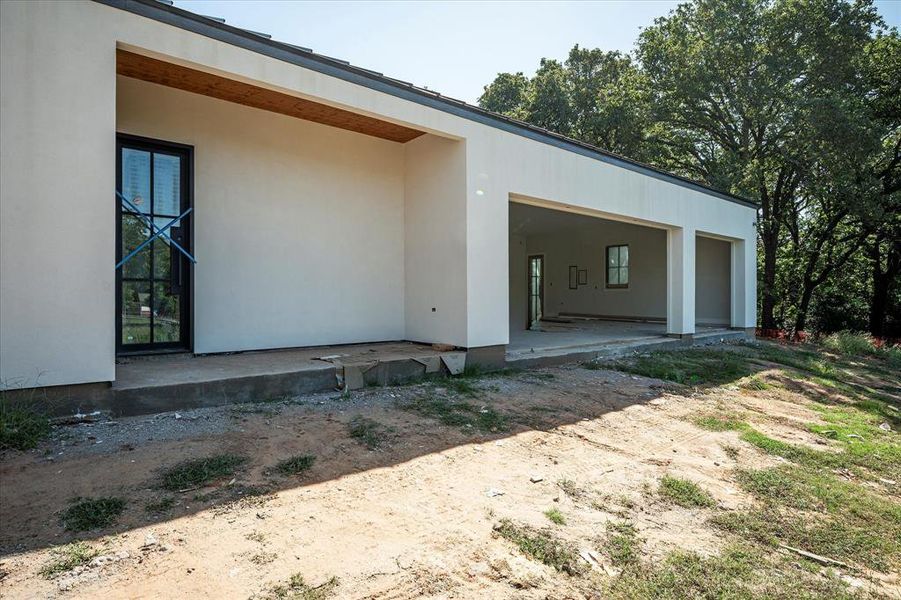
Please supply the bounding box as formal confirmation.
[116,135,192,353]
[527,255,544,329]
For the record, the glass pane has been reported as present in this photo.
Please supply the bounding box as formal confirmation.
[620,246,629,267]
[122,281,151,344]
[121,214,150,279]
[608,267,617,284]
[152,218,183,279]
[153,153,181,216]
[153,238,171,280]
[608,248,618,267]
[121,149,151,214]
[153,282,181,343]
[621,267,629,285]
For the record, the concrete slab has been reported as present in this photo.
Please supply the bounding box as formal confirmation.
[12,329,752,418]
[506,321,750,368]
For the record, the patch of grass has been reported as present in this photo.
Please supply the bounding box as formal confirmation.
[544,508,566,525]
[658,476,715,508]
[604,521,641,566]
[821,331,880,358]
[274,454,316,476]
[435,377,480,397]
[609,348,756,386]
[246,531,267,543]
[161,454,247,491]
[144,496,175,514]
[61,497,126,531]
[712,508,896,573]
[398,393,508,433]
[719,465,901,571]
[604,543,853,599]
[259,573,339,600]
[738,429,835,468]
[722,444,740,460]
[740,376,770,391]
[347,416,393,450]
[250,551,278,565]
[0,402,51,450]
[493,519,586,575]
[693,415,748,432]
[39,542,101,578]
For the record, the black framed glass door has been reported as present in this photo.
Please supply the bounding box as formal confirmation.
[116,135,192,353]
[527,255,544,329]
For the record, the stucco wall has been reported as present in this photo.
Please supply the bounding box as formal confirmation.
[404,135,468,346]
[696,236,731,326]
[1,1,116,388]
[118,77,406,353]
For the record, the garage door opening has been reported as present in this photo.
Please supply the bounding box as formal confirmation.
[508,201,730,358]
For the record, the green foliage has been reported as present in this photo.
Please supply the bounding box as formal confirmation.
[61,497,126,531]
[493,519,586,575]
[160,454,247,490]
[821,331,880,356]
[604,544,854,599]
[0,401,50,451]
[348,416,393,450]
[609,348,755,386]
[543,508,566,525]
[40,542,101,578]
[604,521,641,566]
[398,393,508,433]
[145,496,176,514]
[274,454,316,476]
[694,415,748,432]
[658,476,716,508]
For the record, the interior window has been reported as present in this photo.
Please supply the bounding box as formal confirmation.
[606,245,629,288]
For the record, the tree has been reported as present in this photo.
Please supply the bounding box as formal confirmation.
[477,72,530,119]
[637,0,885,331]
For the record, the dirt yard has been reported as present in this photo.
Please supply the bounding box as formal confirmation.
[1,340,899,599]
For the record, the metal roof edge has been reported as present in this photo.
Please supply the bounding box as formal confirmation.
[95,0,759,210]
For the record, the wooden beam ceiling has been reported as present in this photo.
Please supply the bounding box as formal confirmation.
[116,49,425,143]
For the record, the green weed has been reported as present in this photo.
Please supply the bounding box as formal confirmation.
[494,519,586,575]
[274,454,316,476]
[658,476,716,508]
[61,497,126,531]
[160,454,247,491]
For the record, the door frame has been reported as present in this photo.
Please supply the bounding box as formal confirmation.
[116,133,194,355]
[526,253,545,329]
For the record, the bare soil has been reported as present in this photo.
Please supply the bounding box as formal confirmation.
[0,359,897,598]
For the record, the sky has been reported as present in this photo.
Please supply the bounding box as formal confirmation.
[176,0,901,105]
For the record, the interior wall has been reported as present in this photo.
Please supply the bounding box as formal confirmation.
[509,234,527,331]
[117,77,406,353]
[509,204,667,331]
[404,135,468,347]
[696,236,731,325]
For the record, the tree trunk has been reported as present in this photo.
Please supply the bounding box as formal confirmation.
[869,236,901,338]
[760,228,779,330]
[793,280,815,336]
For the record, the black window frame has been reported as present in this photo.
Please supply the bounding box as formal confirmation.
[606,244,629,289]
[116,133,194,355]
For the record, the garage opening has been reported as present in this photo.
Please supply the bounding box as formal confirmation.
[695,235,732,328]
[508,201,731,357]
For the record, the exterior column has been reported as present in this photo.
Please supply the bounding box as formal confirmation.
[666,227,695,337]
[730,238,757,332]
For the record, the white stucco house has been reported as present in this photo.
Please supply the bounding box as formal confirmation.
[0,0,757,398]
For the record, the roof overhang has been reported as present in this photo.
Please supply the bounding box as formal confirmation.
[97,0,758,209]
